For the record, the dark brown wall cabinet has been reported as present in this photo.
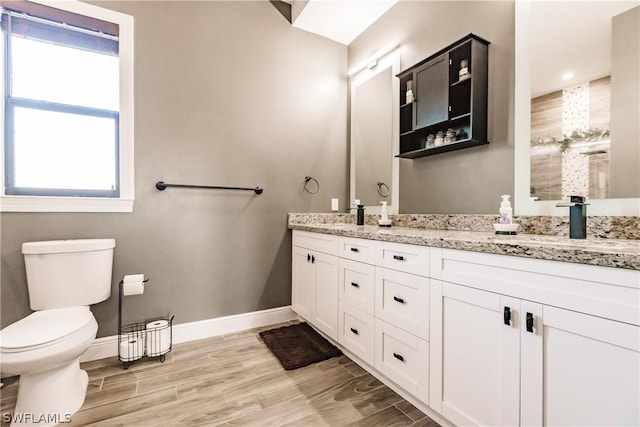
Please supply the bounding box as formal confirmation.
[397,34,489,159]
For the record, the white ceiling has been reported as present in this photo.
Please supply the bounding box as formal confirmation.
[530,1,639,97]
[290,0,398,45]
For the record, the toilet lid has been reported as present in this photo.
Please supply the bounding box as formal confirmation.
[0,307,93,350]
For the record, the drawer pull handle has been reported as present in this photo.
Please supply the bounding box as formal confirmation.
[504,306,512,326]
[526,312,534,333]
[393,352,405,362]
[392,255,405,261]
[350,247,360,253]
[307,254,311,262]
[350,282,360,288]
[350,327,359,335]
[393,296,405,304]
[311,255,315,264]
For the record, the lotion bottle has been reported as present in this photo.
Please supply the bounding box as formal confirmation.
[499,195,513,224]
[378,201,392,227]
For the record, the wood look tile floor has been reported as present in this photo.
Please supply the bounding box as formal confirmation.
[0,321,440,427]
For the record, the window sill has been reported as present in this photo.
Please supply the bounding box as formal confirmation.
[0,195,134,212]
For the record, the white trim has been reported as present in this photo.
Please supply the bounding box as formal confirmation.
[80,306,297,362]
[0,196,134,213]
[0,0,135,213]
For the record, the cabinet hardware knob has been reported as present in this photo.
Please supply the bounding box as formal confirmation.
[526,312,534,333]
[350,247,360,252]
[393,352,405,362]
[350,327,359,335]
[393,296,405,304]
[503,306,512,326]
[392,255,404,261]
[351,282,359,288]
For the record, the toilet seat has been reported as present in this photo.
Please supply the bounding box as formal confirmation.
[0,307,93,353]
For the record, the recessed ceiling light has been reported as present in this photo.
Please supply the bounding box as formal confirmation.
[562,71,575,80]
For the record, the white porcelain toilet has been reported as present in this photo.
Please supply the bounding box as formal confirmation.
[0,239,115,426]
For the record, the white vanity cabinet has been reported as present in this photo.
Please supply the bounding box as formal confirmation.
[430,248,640,426]
[291,229,640,427]
[292,231,339,341]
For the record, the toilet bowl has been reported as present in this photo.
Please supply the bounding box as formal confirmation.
[0,238,115,427]
[0,307,98,426]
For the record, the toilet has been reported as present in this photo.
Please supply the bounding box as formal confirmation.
[0,239,115,426]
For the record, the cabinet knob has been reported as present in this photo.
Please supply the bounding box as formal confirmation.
[503,306,512,326]
[393,352,405,362]
[526,312,534,333]
[393,296,405,304]
[350,327,359,335]
[350,282,360,288]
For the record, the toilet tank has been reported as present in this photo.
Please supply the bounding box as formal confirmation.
[22,239,116,310]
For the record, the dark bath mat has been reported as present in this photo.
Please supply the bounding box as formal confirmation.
[259,322,342,370]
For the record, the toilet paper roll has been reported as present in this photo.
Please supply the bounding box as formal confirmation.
[119,338,144,361]
[122,280,144,296]
[123,273,144,283]
[146,320,171,356]
[122,274,145,296]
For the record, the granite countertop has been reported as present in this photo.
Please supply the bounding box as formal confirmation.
[289,222,640,271]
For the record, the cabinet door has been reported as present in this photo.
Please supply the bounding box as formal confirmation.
[313,253,339,341]
[521,305,640,427]
[291,246,315,321]
[438,282,520,427]
[415,53,449,129]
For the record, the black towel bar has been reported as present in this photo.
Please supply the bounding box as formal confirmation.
[155,181,263,195]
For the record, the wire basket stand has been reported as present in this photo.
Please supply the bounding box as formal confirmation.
[118,278,174,369]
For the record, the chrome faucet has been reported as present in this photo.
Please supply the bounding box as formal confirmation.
[556,195,589,239]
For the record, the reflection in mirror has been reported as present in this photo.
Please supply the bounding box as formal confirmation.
[529,1,639,202]
[350,50,399,213]
[515,0,640,216]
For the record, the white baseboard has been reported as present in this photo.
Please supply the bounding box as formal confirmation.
[80,305,297,362]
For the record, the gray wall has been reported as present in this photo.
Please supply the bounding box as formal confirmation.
[1,1,348,336]
[349,1,515,214]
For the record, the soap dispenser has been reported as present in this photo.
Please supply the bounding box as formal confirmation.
[378,201,392,227]
[499,195,513,224]
[355,204,365,226]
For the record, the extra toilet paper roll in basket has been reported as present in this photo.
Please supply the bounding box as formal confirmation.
[146,320,171,356]
[119,338,144,362]
[122,274,145,296]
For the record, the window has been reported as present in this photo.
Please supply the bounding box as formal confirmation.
[0,0,134,212]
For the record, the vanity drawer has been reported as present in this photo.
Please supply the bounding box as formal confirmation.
[339,237,376,264]
[293,230,339,255]
[339,258,375,315]
[338,301,375,366]
[375,267,429,340]
[377,241,429,276]
[375,319,429,403]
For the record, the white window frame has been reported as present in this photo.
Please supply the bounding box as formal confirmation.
[0,0,134,213]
